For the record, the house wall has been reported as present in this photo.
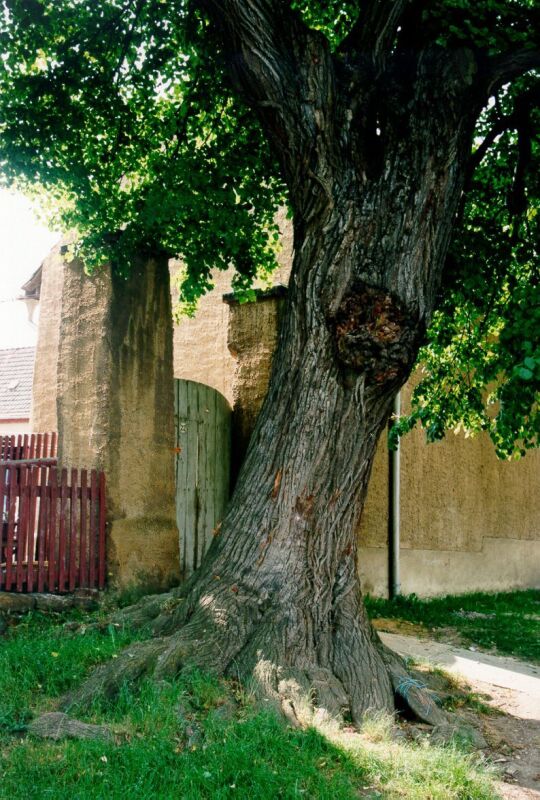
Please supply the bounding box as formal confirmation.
[0,419,31,436]
[171,265,236,404]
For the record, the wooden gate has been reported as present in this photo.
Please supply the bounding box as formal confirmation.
[174,380,231,576]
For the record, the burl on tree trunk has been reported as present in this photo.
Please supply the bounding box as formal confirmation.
[66,3,496,725]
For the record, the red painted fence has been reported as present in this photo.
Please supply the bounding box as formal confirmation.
[0,464,106,593]
[0,432,57,462]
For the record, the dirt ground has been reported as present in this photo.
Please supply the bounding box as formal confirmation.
[377,623,540,800]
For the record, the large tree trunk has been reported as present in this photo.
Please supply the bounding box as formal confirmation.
[69,3,485,724]
[71,167,470,725]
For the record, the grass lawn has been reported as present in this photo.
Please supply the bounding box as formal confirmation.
[0,608,500,800]
[365,589,540,663]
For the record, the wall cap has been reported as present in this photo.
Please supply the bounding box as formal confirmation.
[222,284,288,306]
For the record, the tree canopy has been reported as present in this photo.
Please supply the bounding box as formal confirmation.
[0,0,538,457]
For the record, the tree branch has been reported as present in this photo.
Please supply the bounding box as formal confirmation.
[461,84,540,228]
[340,0,410,63]
[488,49,540,93]
[195,0,309,127]
[194,0,339,215]
[466,116,513,179]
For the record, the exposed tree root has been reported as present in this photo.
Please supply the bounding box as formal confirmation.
[62,587,448,730]
[28,712,113,742]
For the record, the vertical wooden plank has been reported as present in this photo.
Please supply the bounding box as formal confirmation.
[174,379,181,553]
[204,385,218,565]
[0,465,6,590]
[98,471,106,589]
[69,469,78,591]
[48,469,58,592]
[16,467,29,592]
[194,385,205,569]
[29,433,35,460]
[5,465,18,590]
[79,469,88,588]
[51,432,58,459]
[195,384,210,567]
[186,381,200,573]
[175,379,189,575]
[36,433,43,460]
[89,470,98,588]
[22,433,29,460]
[43,433,49,462]
[37,466,48,593]
[16,434,22,461]
[214,392,232,545]
[26,468,39,592]
[58,468,68,592]
[0,467,7,589]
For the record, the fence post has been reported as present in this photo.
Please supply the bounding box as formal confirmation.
[98,471,107,590]
[0,466,7,590]
[48,469,58,592]
[5,465,18,590]
[58,468,68,592]
[16,467,29,592]
[69,468,78,592]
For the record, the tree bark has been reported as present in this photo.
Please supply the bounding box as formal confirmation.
[70,4,486,724]
[71,147,474,724]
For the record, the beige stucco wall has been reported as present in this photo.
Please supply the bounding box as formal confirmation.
[357,377,540,596]
[171,266,236,404]
[56,255,179,590]
[171,208,293,402]
[359,538,540,598]
[226,289,286,474]
[30,242,64,432]
[56,256,112,471]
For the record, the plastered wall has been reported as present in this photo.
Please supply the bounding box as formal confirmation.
[192,279,540,598]
[357,377,540,597]
[170,209,293,405]
[55,255,179,590]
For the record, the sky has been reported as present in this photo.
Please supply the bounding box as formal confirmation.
[0,189,60,350]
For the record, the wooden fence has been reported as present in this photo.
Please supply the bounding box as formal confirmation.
[0,432,57,462]
[0,464,106,593]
